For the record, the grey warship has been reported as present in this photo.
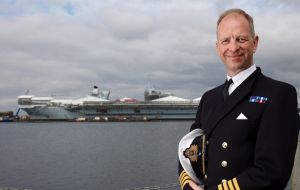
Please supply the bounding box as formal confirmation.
[17,86,200,121]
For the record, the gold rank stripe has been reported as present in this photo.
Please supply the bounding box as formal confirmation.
[218,178,240,190]
[233,178,240,190]
[222,182,229,190]
[179,171,192,190]
[179,170,187,181]
[218,184,223,190]
[228,180,234,190]
[179,171,188,185]
[182,179,191,190]
[180,175,190,186]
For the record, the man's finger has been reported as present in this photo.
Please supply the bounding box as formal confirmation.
[189,181,203,190]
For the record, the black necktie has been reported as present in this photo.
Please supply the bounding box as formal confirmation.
[223,79,233,101]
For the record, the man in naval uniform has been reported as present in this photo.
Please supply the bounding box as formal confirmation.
[178,8,299,190]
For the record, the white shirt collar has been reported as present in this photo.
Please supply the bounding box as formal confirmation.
[226,64,257,94]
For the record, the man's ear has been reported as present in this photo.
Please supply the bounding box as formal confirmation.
[253,36,259,53]
[215,41,220,56]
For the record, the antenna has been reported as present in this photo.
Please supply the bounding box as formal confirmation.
[25,89,30,95]
[147,74,154,89]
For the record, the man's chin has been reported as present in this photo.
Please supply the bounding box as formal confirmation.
[226,57,243,63]
[225,61,243,68]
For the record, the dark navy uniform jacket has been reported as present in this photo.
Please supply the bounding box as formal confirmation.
[179,68,299,190]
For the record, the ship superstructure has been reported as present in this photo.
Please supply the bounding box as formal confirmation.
[17,86,200,120]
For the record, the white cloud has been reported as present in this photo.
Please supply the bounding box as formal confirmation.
[0,0,300,111]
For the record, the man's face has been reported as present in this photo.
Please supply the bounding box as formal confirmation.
[216,14,259,76]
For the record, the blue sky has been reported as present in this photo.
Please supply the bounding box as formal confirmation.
[1,0,300,111]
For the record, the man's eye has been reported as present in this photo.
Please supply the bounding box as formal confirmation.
[237,38,247,43]
[221,39,229,44]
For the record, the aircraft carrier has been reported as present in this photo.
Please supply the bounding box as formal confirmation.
[17,86,200,121]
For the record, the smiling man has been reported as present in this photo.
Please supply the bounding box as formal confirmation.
[216,10,258,77]
[178,8,299,190]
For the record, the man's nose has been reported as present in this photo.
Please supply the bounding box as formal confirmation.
[228,41,239,52]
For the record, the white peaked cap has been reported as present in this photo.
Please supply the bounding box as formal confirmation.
[178,128,204,185]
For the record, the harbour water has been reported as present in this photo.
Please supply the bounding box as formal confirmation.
[0,121,298,190]
[0,121,192,190]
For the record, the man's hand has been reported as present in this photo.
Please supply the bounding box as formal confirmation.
[189,181,204,190]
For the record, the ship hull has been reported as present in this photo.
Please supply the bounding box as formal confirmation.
[21,102,198,121]
[22,106,81,120]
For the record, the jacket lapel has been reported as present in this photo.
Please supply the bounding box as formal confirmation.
[205,68,262,138]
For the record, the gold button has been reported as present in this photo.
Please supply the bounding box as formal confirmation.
[204,174,208,179]
[222,142,228,149]
[221,161,228,167]
[221,179,227,183]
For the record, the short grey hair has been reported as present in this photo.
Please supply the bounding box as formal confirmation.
[217,8,255,37]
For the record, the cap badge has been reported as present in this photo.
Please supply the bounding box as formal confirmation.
[184,144,200,162]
